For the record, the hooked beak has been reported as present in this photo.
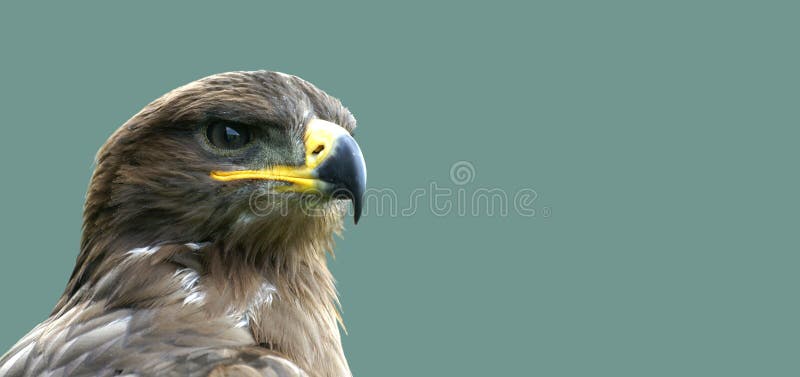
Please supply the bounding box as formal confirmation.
[210,119,367,224]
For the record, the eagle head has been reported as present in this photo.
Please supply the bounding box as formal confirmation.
[71,71,366,294]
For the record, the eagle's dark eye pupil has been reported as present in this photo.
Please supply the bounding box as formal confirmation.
[207,123,252,150]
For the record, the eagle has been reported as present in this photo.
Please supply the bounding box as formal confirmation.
[0,71,367,377]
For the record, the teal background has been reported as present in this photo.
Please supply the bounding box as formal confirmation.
[0,1,797,376]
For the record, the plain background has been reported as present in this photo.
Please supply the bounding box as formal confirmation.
[0,2,797,376]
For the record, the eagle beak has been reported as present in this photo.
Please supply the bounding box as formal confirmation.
[210,119,367,224]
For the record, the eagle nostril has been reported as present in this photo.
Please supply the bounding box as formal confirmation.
[311,144,325,155]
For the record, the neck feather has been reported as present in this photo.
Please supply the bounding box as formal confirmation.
[57,210,351,377]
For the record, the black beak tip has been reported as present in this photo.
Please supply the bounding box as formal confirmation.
[349,160,366,225]
[353,199,362,224]
[330,185,363,225]
[316,135,367,225]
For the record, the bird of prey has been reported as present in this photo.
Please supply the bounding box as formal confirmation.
[0,71,367,377]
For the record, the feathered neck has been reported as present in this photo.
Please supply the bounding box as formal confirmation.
[205,230,352,377]
[56,203,351,377]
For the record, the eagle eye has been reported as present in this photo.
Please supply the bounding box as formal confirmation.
[206,123,252,150]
